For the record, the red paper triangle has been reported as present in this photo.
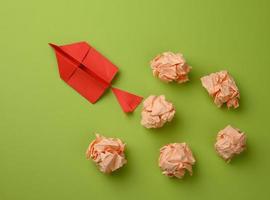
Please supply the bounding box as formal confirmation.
[68,68,109,103]
[53,48,78,81]
[59,42,90,63]
[112,87,143,113]
[82,47,118,84]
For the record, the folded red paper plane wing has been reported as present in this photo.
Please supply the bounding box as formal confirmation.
[49,41,143,112]
[49,42,109,103]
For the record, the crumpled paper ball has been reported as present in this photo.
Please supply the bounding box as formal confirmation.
[201,70,240,108]
[159,143,196,179]
[150,52,192,83]
[86,134,127,173]
[141,95,175,128]
[215,125,246,162]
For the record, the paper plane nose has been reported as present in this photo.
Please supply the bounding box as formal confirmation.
[49,43,58,49]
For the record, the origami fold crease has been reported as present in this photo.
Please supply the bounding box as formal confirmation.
[49,42,143,112]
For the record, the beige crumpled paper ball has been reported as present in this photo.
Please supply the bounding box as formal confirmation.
[141,95,175,128]
[159,143,196,179]
[150,52,192,83]
[215,125,246,162]
[86,134,127,173]
[201,70,240,108]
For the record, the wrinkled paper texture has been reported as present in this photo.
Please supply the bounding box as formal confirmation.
[215,125,246,162]
[141,95,175,128]
[86,134,127,173]
[150,52,191,83]
[159,143,195,179]
[201,70,240,108]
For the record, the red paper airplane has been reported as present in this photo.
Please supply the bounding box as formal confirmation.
[49,41,143,112]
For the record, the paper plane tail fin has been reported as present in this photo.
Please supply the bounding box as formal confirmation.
[112,87,143,113]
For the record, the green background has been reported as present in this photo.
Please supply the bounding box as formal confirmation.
[1,0,270,199]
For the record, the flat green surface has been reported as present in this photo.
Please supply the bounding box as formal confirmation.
[1,0,270,199]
